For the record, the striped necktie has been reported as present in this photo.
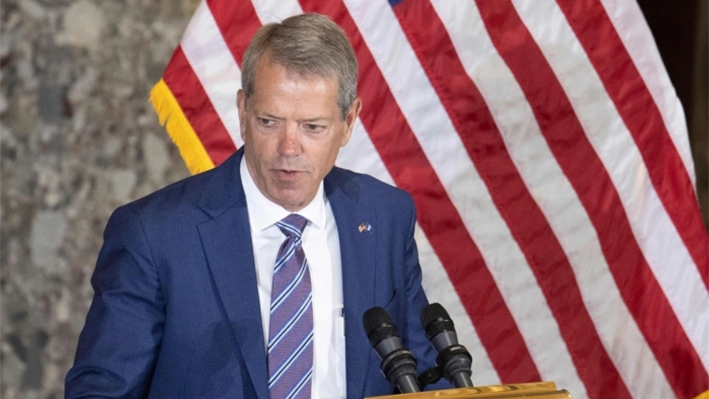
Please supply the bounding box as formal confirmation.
[267,214,313,399]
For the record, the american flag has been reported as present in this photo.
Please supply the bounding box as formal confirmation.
[149,1,709,399]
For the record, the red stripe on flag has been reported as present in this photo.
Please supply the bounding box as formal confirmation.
[298,0,541,383]
[205,0,261,66]
[477,2,709,398]
[556,0,709,290]
[163,47,236,166]
[392,2,631,398]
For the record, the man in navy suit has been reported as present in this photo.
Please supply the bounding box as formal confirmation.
[66,13,441,398]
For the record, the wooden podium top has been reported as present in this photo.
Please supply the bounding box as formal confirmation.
[366,381,572,399]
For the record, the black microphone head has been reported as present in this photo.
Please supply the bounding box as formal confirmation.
[420,303,473,388]
[363,307,422,393]
[420,303,455,339]
[363,306,400,346]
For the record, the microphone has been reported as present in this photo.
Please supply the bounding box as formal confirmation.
[362,307,421,393]
[420,303,474,388]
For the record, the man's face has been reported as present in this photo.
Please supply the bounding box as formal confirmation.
[237,57,362,212]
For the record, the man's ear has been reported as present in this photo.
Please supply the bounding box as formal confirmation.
[340,97,362,147]
[237,89,246,140]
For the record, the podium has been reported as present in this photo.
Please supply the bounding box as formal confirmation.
[367,381,572,399]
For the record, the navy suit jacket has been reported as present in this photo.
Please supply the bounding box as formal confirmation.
[66,148,442,398]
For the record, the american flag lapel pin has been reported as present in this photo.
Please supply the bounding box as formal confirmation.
[358,222,372,233]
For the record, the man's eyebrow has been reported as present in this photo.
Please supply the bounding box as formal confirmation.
[300,117,328,123]
[258,112,284,120]
[256,113,329,123]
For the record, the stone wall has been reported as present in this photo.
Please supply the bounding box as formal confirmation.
[1,0,196,396]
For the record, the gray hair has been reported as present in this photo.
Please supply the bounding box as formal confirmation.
[241,13,358,120]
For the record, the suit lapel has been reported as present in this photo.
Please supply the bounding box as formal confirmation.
[326,169,377,399]
[196,159,377,399]
[196,150,269,399]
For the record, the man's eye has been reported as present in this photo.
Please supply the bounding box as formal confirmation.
[303,124,325,133]
[257,118,276,127]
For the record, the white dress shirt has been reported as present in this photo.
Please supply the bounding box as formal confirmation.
[240,158,347,399]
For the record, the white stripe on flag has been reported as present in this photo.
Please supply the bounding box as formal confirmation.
[181,1,244,147]
[336,121,394,186]
[251,0,301,23]
[598,0,696,180]
[345,0,583,392]
[513,0,709,371]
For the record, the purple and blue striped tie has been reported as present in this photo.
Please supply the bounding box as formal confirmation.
[268,214,313,399]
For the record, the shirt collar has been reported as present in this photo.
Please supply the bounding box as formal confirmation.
[240,155,327,232]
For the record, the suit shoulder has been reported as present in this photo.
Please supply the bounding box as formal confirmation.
[330,167,414,210]
[116,165,223,222]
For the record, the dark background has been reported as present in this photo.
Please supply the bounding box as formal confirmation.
[638,0,708,227]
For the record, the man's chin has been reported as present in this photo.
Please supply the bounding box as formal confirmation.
[268,189,310,212]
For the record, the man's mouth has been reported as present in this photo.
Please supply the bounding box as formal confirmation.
[275,169,302,179]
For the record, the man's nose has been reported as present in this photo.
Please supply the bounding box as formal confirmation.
[277,123,302,156]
